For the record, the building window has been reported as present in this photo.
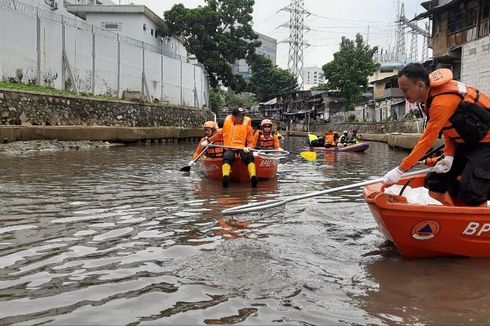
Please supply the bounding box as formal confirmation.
[143,23,147,31]
[448,3,477,34]
[151,29,154,36]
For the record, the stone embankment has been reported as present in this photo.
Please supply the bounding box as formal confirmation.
[1,88,441,152]
[0,88,213,143]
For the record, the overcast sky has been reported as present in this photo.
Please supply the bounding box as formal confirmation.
[123,0,428,69]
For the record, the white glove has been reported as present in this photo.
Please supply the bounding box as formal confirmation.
[188,160,194,167]
[433,156,454,174]
[383,167,404,184]
[200,140,209,147]
[243,147,250,153]
[253,151,259,157]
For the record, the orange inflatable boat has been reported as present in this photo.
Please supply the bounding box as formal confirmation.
[202,156,278,183]
[363,173,490,258]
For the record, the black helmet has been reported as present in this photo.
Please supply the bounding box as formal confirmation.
[232,107,245,116]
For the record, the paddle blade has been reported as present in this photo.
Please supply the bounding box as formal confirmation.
[180,165,191,172]
[300,151,317,161]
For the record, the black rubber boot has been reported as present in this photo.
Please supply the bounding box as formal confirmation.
[251,176,258,188]
[222,175,230,188]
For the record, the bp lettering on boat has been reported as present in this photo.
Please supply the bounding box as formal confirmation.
[462,222,490,236]
[412,221,440,240]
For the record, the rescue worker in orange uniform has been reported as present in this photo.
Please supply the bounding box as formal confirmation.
[190,121,223,163]
[205,107,256,188]
[324,130,337,148]
[383,63,490,206]
[252,119,281,150]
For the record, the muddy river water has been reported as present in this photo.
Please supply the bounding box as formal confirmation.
[1,138,490,325]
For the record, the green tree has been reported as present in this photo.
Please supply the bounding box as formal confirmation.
[322,34,378,108]
[164,0,259,90]
[209,87,224,111]
[209,87,256,110]
[247,54,298,101]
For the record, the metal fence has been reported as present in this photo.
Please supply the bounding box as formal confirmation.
[0,0,209,107]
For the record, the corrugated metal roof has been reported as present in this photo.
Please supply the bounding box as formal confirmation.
[413,0,461,20]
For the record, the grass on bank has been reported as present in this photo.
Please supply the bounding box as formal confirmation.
[0,81,119,101]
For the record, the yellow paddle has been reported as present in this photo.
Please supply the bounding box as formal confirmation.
[300,151,317,161]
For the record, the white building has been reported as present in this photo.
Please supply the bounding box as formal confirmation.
[65,4,187,58]
[302,67,325,89]
[233,32,278,81]
[0,0,208,107]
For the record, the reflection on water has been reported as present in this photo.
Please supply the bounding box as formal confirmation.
[360,256,490,325]
[0,139,486,324]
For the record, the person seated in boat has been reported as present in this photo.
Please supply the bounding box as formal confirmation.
[383,63,490,207]
[339,130,349,146]
[252,119,281,150]
[190,121,223,164]
[324,130,337,148]
[205,107,257,188]
[347,129,361,144]
[307,133,322,147]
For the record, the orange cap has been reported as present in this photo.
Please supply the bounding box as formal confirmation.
[203,121,217,130]
[261,119,273,127]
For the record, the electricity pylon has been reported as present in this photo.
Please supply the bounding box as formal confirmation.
[279,0,310,89]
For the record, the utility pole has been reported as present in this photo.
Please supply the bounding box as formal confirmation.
[279,0,310,89]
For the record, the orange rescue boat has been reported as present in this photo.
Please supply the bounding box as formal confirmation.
[363,173,490,258]
[202,156,278,183]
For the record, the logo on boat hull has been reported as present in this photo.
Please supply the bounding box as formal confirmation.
[412,221,440,240]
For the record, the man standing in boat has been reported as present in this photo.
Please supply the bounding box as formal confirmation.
[204,107,257,188]
[383,63,490,207]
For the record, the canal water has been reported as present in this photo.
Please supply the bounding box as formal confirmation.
[1,138,490,325]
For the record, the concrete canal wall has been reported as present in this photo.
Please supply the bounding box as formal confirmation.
[308,120,425,135]
[0,88,213,142]
[0,88,442,150]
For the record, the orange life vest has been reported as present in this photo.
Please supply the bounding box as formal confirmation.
[255,130,279,149]
[220,115,254,148]
[201,136,223,158]
[427,69,490,143]
[324,132,336,146]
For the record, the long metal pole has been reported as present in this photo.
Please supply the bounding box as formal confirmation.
[36,8,41,86]
[117,34,121,97]
[61,16,66,90]
[180,59,183,105]
[161,41,164,100]
[92,26,95,95]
